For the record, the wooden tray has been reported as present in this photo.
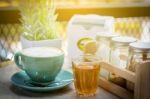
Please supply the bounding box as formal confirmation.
[98,61,150,99]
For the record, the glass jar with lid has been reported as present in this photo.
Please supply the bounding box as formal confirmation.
[96,33,118,62]
[96,33,118,79]
[109,36,137,87]
[126,42,150,91]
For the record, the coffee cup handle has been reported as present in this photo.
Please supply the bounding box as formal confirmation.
[14,52,24,70]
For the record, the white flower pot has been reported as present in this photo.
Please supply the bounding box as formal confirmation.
[21,36,62,49]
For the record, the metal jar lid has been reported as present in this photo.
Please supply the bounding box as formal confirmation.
[96,33,119,41]
[129,42,150,53]
[111,36,137,46]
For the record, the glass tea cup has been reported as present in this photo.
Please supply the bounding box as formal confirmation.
[72,54,101,96]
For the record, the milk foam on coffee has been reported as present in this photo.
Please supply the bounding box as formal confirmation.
[22,47,63,57]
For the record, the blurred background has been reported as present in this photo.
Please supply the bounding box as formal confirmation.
[0,0,150,62]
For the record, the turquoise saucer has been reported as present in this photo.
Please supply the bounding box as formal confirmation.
[11,70,73,92]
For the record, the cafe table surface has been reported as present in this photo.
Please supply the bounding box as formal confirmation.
[0,61,121,99]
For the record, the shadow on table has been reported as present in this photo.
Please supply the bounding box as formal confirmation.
[10,84,73,98]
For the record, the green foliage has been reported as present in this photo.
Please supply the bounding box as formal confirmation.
[19,0,59,40]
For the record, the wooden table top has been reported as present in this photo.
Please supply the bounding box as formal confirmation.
[0,62,121,99]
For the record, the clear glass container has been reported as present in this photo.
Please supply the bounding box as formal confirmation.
[109,36,136,87]
[96,33,118,79]
[96,33,118,62]
[72,54,101,96]
[126,42,150,91]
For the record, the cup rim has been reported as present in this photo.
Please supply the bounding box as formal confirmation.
[72,54,101,64]
[19,47,64,58]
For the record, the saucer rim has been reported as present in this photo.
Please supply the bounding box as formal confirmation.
[11,70,73,91]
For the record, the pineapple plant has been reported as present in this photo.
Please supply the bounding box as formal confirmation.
[19,0,58,40]
[19,0,61,48]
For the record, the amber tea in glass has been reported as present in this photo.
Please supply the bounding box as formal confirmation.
[72,55,100,96]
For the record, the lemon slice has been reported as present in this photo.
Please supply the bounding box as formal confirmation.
[84,41,97,54]
[77,38,93,51]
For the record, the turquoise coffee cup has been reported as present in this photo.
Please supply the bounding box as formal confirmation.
[14,47,64,85]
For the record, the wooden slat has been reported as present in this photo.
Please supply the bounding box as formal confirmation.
[0,7,150,23]
[100,62,135,83]
[99,77,133,99]
[134,61,150,99]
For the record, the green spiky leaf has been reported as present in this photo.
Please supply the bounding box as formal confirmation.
[19,0,59,41]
